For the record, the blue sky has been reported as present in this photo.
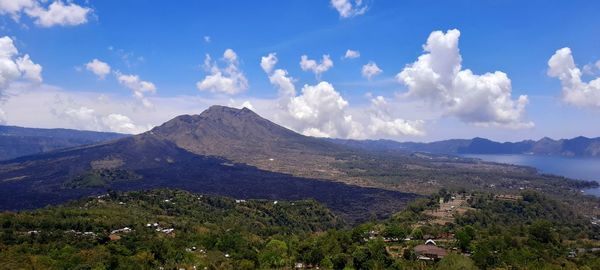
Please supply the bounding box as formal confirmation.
[1,0,600,142]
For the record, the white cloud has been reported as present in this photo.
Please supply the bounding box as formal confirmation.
[24,1,92,27]
[260,53,296,101]
[197,49,248,95]
[241,100,254,110]
[260,52,278,74]
[15,54,42,82]
[286,81,358,138]
[0,83,197,134]
[396,29,532,128]
[366,95,424,137]
[85,59,111,79]
[548,47,600,108]
[0,0,93,27]
[361,61,382,80]
[0,36,42,91]
[0,0,35,18]
[116,73,157,108]
[300,54,333,79]
[269,69,296,99]
[330,0,368,18]
[61,105,147,134]
[343,49,360,59]
[203,36,211,43]
[101,113,142,134]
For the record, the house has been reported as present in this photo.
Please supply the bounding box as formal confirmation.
[108,234,121,241]
[414,240,448,260]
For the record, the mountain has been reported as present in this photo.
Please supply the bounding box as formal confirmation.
[330,136,600,157]
[0,125,127,160]
[0,106,418,224]
[150,106,348,179]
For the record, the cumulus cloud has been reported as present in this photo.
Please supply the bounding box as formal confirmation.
[366,95,424,137]
[116,73,157,108]
[0,36,42,92]
[0,0,92,27]
[283,81,366,138]
[260,53,295,97]
[547,47,600,108]
[343,49,360,59]
[330,0,368,18]
[396,29,532,128]
[300,54,333,79]
[260,53,278,74]
[197,49,248,95]
[261,53,424,139]
[85,59,111,79]
[361,61,382,80]
[101,113,142,134]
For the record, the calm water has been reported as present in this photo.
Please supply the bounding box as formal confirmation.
[461,154,600,196]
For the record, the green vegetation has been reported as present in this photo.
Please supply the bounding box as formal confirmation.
[64,169,141,188]
[1,189,600,269]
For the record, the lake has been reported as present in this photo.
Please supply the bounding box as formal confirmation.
[461,154,600,196]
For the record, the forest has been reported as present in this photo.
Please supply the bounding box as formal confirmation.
[1,188,600,269]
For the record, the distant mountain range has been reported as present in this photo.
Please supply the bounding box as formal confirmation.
[0,125,127,160]
[328,136,600,157]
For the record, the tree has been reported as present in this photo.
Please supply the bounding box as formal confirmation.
[529,220,557,244]
[456,226,476,252]
[259,239,288,268]
[436,254,478,270]
[383,225,408,239]
[411,228,423,240]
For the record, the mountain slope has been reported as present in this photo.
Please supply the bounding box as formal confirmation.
[0,115,418,223]
[150,105,349,179]
[0,125,127,160]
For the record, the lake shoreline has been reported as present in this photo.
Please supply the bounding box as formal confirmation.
[460,154,600,196]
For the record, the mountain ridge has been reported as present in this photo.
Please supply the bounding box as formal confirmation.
[0,125,128,161]
[328,136,600,157]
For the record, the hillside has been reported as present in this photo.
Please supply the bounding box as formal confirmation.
[0,125,127,160]
[2,189,599,269]
[0,127,418,224]
[0,189,342,269]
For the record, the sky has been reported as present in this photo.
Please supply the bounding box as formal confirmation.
[1,0,600,142]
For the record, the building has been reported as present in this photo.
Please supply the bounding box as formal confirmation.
[414,240,448,260]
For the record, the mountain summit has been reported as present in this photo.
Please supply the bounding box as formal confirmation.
[149,105,346,178]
